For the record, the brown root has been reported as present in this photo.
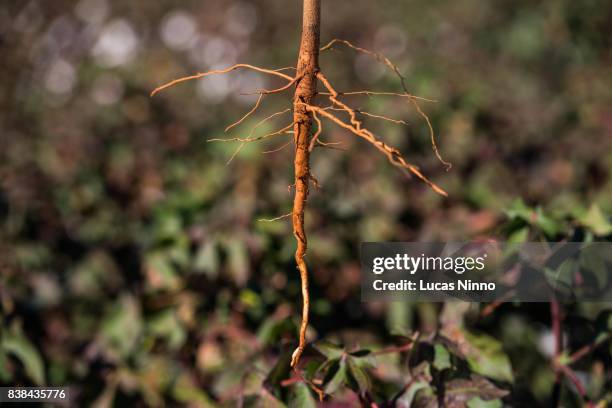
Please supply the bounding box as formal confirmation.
[258,212,293,222]
[320,39,452,170]
[225,93,264,133]
[240,75,302,96]
[150,64,294,97]
[209,120,293,144]
[327,107,409,126]
[308,111,324,152]
[319,90,436,102]
[290,0,320,368]
[303,101,447,196]
[262,141,292,154]
[209,122,294,165]
[150,8,449,372]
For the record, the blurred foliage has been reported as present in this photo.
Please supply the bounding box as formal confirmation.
[1,0,611,406]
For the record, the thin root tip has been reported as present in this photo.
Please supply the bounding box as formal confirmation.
[436,187,449,197]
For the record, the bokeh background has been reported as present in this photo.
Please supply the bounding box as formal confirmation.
[1,0,611,406]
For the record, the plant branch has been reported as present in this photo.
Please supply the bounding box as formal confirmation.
[550,300,595,407]
[568,333,611,365]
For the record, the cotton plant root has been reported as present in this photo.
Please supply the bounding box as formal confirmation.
[151,0,449,371]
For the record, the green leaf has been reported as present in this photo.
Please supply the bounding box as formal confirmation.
[1,322,45,384]
[99,294,143,359]
[314,341,344,360]
[578,204,612,236]
[0,350,12,382]
[505,200,561,237]
[533,207,560,237]
[193,240,219,278]
[412,383,437,408]
[144,252,181,291]
[239,289,262,309]
[433,344,452,371]
[257,317,296,346]
[324,358,347,395]
[172,373,218,408]
[315,357,338,380]
[445,376,508,404]
[69,250,121,297]
[264,349,292,393]
[290,382,317,408]
[580,245,609,289]
[412,361,433,381]
[225,239,249,287]
[153,213,183,241]
[148,309,186,351]
[302,360,324,382]
[396,380,429,408]
[507,227,529,244]
[349,351,375,371]
[463,331,514,383]
[347,356,371,393]
[544,258,577,295]
[505,199,532,221]
[387,301,414,335]
[467,396,503,408]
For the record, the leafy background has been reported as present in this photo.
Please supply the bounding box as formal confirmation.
[1,0,611,406]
